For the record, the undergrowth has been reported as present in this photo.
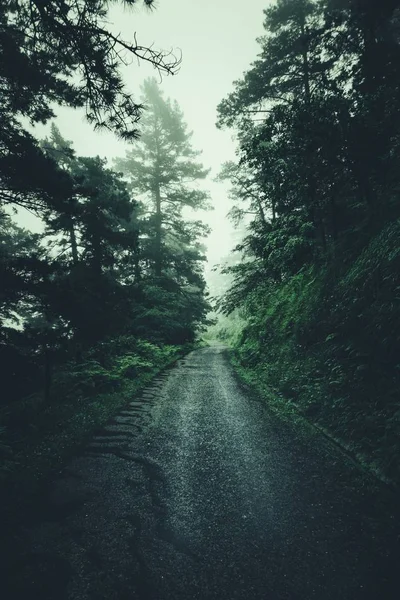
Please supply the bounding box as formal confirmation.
[225,222,400,486]
[0,338,191,503]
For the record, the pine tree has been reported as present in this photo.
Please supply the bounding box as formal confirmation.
[115,78,211,279]
[0,1,179,139]
[41,126,141,347]
[216,0,328,128]
[115,79,211,342]
[216,0,349,258]
[0,1,180,215]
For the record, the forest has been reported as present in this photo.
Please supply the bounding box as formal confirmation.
[0,1,211,499]
[214,0,400,485]
[1,0,400,515]
[2,1,400,599]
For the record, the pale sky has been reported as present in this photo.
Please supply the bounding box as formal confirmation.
[23,0,270,271]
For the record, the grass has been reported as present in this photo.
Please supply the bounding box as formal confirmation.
[222,227,400,489]
[1,343,192,513]
[229,350,398,491]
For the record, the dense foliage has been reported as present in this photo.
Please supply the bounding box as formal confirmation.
[0,2,208,489]
[217,0,400,483]
[115,79,211,343]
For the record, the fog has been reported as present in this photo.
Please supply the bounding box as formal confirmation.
[18,0,268,270]
[19,0,269,275]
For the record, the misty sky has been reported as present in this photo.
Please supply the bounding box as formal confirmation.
[24,0,270,270]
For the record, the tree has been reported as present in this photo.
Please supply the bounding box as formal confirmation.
[216,0,329,129]
[40,126,142,348]
[116,78,210,277]
[0,1,180,215]
[0,209,68,404]
[1,0,179,138]
[216,0,366,269]
[115,78,211,342]
[214,0,400,482]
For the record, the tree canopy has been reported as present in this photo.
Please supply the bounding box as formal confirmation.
[216,0,400,483]
[0,0,181,213]
[0,2,210,483]
[115,78,211,341]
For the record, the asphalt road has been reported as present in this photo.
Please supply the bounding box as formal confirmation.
[4,346,400,600]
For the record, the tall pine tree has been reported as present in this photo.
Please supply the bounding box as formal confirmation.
[115,79,211,342]
[116,78,210,278]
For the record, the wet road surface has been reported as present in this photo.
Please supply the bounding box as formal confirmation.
[4,346,400,599]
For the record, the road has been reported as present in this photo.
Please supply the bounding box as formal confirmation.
[4,346,400,599]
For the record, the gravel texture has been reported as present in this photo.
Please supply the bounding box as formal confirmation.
[3,345,400,599]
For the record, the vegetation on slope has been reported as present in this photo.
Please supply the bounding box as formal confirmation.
[216,0,400,484]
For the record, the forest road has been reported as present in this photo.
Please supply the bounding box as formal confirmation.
[4,345,400,600]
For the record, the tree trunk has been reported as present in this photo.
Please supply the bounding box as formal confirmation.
[256,198,268,229]
[43,345,52,405]
[69,219,79,265]
[92,228,103,277]
[300,14,321,248]
[134,248,141,282]
[154,181,162,277]
[271,196,277,222]
[300,19,311,104]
